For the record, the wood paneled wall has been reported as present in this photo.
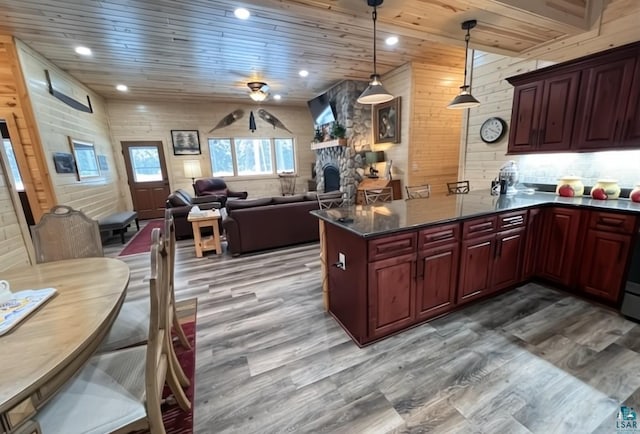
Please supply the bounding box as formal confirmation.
[408,60,465,195]
[462,1,640,189]
[0,36,55,222]
[106,100,315,200]
[16,41,124,219]
[373,54,465,197]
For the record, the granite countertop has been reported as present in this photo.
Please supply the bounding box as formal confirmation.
[310,190,640,238]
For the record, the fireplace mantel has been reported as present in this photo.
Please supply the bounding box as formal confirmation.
[311,138,347,150]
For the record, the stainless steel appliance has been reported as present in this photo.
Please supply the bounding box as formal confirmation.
[621,229,640,321]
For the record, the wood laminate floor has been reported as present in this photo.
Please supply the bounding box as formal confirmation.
[105,232,640,434]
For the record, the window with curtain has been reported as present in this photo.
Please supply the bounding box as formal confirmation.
[208,138,296,177]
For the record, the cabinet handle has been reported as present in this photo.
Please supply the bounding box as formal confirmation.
[599,217,623,227]
[428,232,453,242]
[471,221,493,232]
[503,216,524,223]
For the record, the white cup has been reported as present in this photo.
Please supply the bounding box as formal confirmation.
[0,280,13,304]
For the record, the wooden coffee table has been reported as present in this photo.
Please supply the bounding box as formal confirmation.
[187,209,222,257]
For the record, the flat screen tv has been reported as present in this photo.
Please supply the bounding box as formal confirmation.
[307,93,336,126]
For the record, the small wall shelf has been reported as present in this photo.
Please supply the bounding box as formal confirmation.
[311,138,347,150]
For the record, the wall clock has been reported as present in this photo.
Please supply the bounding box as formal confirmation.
[480,117,507,143]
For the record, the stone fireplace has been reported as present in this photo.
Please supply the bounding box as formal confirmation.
[315,146,363,202]
[313,80,370,204]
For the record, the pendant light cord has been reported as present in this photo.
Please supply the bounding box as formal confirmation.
[463,28,470,87]
[372,6,378,77]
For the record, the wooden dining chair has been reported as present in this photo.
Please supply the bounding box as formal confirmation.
[35,231,173,434]
[405,184,431,199]
[317,191,345,209]
[97,216,191,410]
[447,180,470,195]
[164,210,191,350]
[31,205,103,263]
[363,187,393,204]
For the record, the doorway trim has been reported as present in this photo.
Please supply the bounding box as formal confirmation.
[0,114,35,264]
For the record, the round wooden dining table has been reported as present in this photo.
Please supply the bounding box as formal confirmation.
[0,257,130,433]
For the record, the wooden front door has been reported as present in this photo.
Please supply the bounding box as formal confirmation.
[121,141,170,220]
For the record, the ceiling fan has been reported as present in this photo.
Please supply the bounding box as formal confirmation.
[247,81,269,102]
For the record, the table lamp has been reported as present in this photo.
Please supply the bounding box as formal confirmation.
[365,151,385,178]
[183,160,202,194]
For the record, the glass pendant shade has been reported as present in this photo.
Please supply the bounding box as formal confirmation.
[249,91,267,102]
[447,85,480,109]
[357,74,393,104]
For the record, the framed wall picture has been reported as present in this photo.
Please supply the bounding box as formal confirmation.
[97,154,109,171]
[373,97,401,144]
[171,130,201,155]
[52,152,75,174]
[68,137,100,180]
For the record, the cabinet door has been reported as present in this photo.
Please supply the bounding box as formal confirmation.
[579,229,631,303]
[523,208,542,279]
[621,59,640,148]
[458,234,495,304]
[508,81,542,153]
[537,71,581,152]
[573,56,636,149]
[368,254,416,338]
[492,227,525,292]
[538,207,582,287]
[416,243,459,321]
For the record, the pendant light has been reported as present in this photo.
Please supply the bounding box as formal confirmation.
[447,19,480,109]
[357,0,393,105]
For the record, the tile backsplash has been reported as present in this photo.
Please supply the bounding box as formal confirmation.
[516,150,640,188]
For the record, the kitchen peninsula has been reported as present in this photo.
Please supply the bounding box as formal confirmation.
[311,191,640,346]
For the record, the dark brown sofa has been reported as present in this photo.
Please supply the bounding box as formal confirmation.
[194,178,248,207]
[223,194,321,255]
[165,189,222,239]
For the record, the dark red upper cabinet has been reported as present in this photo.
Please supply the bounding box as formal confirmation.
[506,41,640,154]
[621,58,640,148]
[573,56,636,149]
[507,71,580,154]
[508,81,542,153]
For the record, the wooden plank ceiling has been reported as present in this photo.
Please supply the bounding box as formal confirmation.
[0,0,616,105]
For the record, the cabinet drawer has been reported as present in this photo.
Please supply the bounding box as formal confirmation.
[589,212,636,234]
[418,223,460,250]
[498,211,527,230]
[463,216,497,239]
[368,232,417,261]
[2,396,36,430]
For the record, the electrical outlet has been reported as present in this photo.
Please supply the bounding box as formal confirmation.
[338,253,346,270]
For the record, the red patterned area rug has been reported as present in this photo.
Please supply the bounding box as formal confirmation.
[135,298,196,434]
[118,220,164,257]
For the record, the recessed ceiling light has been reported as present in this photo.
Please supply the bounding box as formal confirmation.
[116,84,128,92]
[75,46,92,56]
[234,8,250,19]
[385,36,399,46]
[299,70,309,77]
[273,94,282,100]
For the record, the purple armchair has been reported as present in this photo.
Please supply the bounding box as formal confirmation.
[194,178,248,206]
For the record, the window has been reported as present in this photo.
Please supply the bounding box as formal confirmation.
[208,138,295,177]
[128,146,163,182]
[3,138,24,191]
